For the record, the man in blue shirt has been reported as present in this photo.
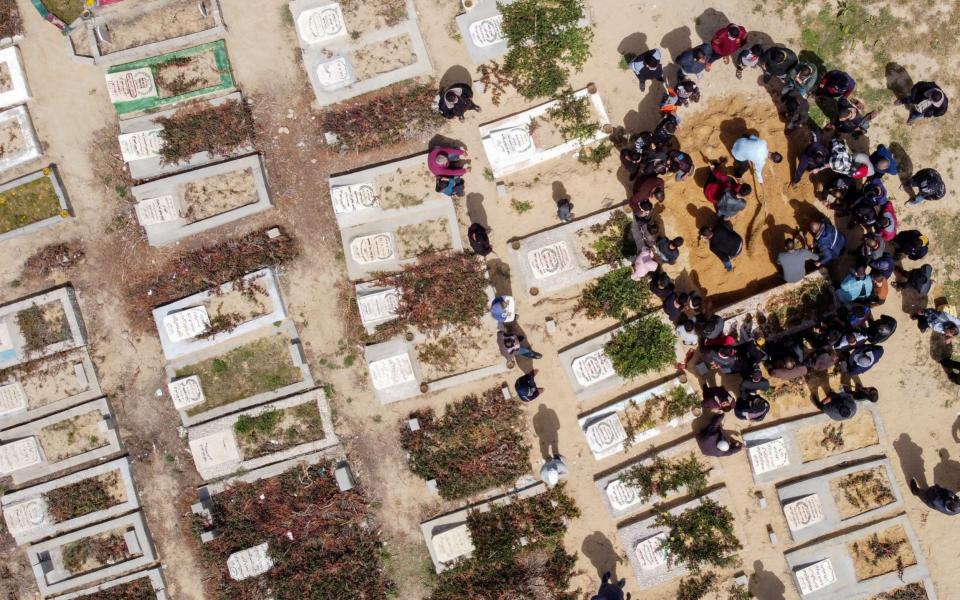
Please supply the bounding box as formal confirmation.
[676,44,712,79]
[809,218,847,266]
[514,369,542,402]
[731,134,782,184]
[869,144,899,178]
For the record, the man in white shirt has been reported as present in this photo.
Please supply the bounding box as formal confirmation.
[731,134,782,184]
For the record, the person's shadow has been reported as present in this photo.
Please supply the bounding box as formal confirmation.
[581,532,622,582]
[893,433,928,488]
[439,65,473,90]
[933,448,960,490]
[953,414,960,443]
[750,560,786,600]
[885,62,915,102]
[532,404,561,460]
[466,192,488,228]
[694,8,730,43]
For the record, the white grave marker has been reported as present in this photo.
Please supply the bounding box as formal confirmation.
[635,532,669,570]
[227,543,275,581]
[298,4,348,45]
[315,56,352,90]
[0,47,30,110]
[106,69,158,103]
[0,381,27,416]
[162,306,211,342]
[118,128,164,162]
[748,438,790,475]
[468,15,505,48]
[168,375,206,410]
[0,322,14,353]
[527,241,575,280]
[585,413,627,455]
[350,233,396,264]
[331,183,379,214]
[795,559,837,595]
[189,430,241,470]
[0,437,42,474]
[783,494,825,532]
[490,125,536,161]
[606,478,642,511]
[369,354,415,390]
[2,497,51,537]
[571,349,615,387]
[135,195,180,226]
[357,288,401,326]
[432,523,475,563]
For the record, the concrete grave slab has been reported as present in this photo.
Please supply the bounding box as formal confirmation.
[164,320,314,427]
[715,272,836,342]
[775,457,904,543]
[187,388,338,481]
[0,105,42,176]
[420,482,545,573]
[131,154,272,246]
[479,87,610,178]
[0,286,87,369]
[0,46,30,109]
[742,404,885,484]
[0,397,122,486]
[151,268,287,360]
[197,446,346,499]
[507,208,627,300]
[53,567,168,600]
[339,198,463,281]
[0,436,42,475]
[119,92,252,181]
[617,489,734,590]
[2,457,139,545]
[577,376,696,460]
[355,282,401,334]
[26,512,157,597]
[0,166,73,243]
[227,542,274,581]
[783,515,935,600]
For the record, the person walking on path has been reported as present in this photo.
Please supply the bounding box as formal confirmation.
[515,369,542,402]
[809,218,848,266]
[699,222,743,272]
[438,83,481,120]
[590,572,626,600]
[759,46,797,84]
[903,168,946,206]
[539,455,569,488]
[734,44,762,80]
[427,146,469,177]
[629,48,665,91]
[677,43,712,79]
[497,328,543,362]
[709,24,748,65]
[467,223,493,256]
[777,237,818,283]
[910,479,960,515]
[898,81,948,124]
[556,196,574,222]
[732,134,782,184]
[696,414,743,457]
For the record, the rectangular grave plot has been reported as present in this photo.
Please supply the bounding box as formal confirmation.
[52,567,167,600]
[0,46,30,110]
[291,0,411,49]
[354,283,400,334]
[0,105,41,176]
[413,324,502,383]
[363,339,421,405]
[455,0,507,64]
[0,286,87,370]
[0,166,72,242]
[90,0,224,61]
[2,457,138,546]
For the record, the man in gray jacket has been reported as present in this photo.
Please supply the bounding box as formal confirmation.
[777,238,818,283]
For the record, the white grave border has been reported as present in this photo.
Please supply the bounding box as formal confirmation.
[0,286,87,371]
[0,104,42,175]
[0,46,31,110]
[0,165,73,243]
[52,567,168,600]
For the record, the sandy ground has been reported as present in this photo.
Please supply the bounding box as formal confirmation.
[1,0,960,599]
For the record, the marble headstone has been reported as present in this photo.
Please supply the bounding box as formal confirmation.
[0,381,27,416]
[169,375,206,410]
[527,241,575,280]
[2,497,51,537]
[432,523,475,564]
[635,531,669,570]
[135,195,180,225]
[331,183,378,214]
[357,288,401,326]
[585,413,627,455]
[795,559,837,595]
[0,437,42,474]
[783,494,825,532]
[606,478,642,511]
[189,430,242,469]
[118,128,164,162]
[350,233,396,264]
[227,542,275,581]
[490,125,536,162]
[315,56,353,90]
[468,15,505,48]
[748,438,790,475]
[368,354,416,390]
[106,69,158,103]
[571,349,615,387]
[162,306,211,342]
[297,4,348,45]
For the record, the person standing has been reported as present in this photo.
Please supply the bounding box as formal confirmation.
[893,229,930,260]
[910,479,960,516]
[696,414,743,457]
[781,89,810,133]
[702,386,735,414]
[894,264,934,296]
[590,572,626,600]
[731,134,782,183]
[809,218,848,266]
[816,70,857,99]
[668,150,694,182]
[870,144,899,178]
[783,62,818,97]
[676,44,712,79]
[777,237,818,283]
[514,369,542,402]
[734,44,763,80]
[709,24,748,65]
[655,236,684,265]
[497,328,543,362]
[898,81,948,124]
[427,146,469,177]
[903,168,946,206]
[539,455,569,488]
[791,137,830,185]
[438,83,481,120]
[629,175,665,211]
[467,223,493,256]
[556,196,574,222]
[759,46,798,84]
[699,222,743,272]
[629,48,665,91]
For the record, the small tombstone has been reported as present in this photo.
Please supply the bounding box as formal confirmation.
[335,462,355,491]
[432,523,474,564]
[162,306,211,342]
[118,129,164,162]
[634,532,669,570]
[500,383,512,400]
[748,438,790,475]
[585,413,627,455]
[544,317,557,335]
[331,183,378,214]
[227,543,274,581]
[315,56,352,90]
[490,125,535,160]
[349,233,396,264]
[357,288,401,326]
[407,418,420,432]
[189,430,242,470]
[468,15,505,48]
[426,479,438,493]
[794,558,837,595]
[783,494,825,532]
[0,437,42,474]
[606,478,641,511]
[527,241,575,280]
[266,227,281,239]
[767,523,778,545]
[168,376,206,410]
[0,381,28,417]
[105,69,158,103]
[368,354,416,390]
[200,529,219,543]
[298,4,348,45]
[3,497,51,536]
[134,195,179,225]
[571,349,615,387]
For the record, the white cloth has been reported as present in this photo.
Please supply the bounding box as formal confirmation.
[732,135,768,183]
[540,457,569,487]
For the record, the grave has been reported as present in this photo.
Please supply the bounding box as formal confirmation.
[187,388,338,481]
[507,208,627,300]
[26,512,157,597]
[130,153,273,246]
[0,286,87,369]
[577,376,697,460]
[164,321,314,427]
[775,457,903,543]
[742,404,885,484]
[289,0,433,106]
[197,446,346,500]
[617,489,735,590]
[2,457,139,546]
[339,198,462,281]
[0,166,73,243]
[420,482,545,573]
[0,46,30,109]
[354,282,401,334]
[0,437,42,475]
[783,515,936,600]
[479,87,610,178]
[714,272,835,342]
[53,567,168,600]
[227,542,275,581]
[0,105,42,175]
[0,397,122,486]
[119,92,253,181]
[151,268,287,359]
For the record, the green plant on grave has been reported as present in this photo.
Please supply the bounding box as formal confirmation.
[498,0,593,99]
[619,453,710,503]
[234,409,282,436]
[578,140,614,166]
[156,99,255,165]
[655,498,742,571]
[676,571,719,600]
[728,582,754,600]
[606,316,676,379]
[576,267,652,320]
[545,89,598,142]
[659,386,701,422]
[579,210,635,267]
[511,198,533,214]
[873,582,929,600]
[819,422,845,451]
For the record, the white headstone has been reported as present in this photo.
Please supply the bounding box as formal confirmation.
[315,56,352,90]
[105,69,158,103]
[227,542,274,581]
[783,494,825,532]
[585,413,627,455]
[432,523,475,564]
[297,4,348,45]
[571,349,615,387]
[118,128,164,162]
[0,381,27,417]
[2,497,51,537]
[189,430,241,470]
[635,532,669,570]
[468,15,505,48]
[0,437,42,474]
[748,438,790,475]
[135,195,180,225]
[369,354,416,390]
[606,478,642,511]
[357,288,401,326]
[162,306,211,342]
[795,559,837,595]
[490,125,536,161]
[0,321,15,353]
[350,233,396,264]
[527,241,575,280]
[331,183,379,214]
[169,376,206,410]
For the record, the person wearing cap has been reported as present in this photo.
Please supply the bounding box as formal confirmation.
[777,237,818,283]
[699,222,743,272]
[734,44,763,80]
[709,23,748,65]
[903,168,946,206]
[438,83,481,120]
[893,230,930,260]
[734,394,770,422]
[514,369,542,402]
[844,344,885,375]
[696,414,742,457]
[731,134,781,184]
[759,46,798,84]
[540,455,569,488]
[629,48,665,92]
[898,81,948,124]
[809,218,847,266]
[676,43,713,79]
[910,478,960,516]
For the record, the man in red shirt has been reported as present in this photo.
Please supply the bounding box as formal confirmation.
[703,158,751,206]
[628,175,665,212]
[709,24,748,66]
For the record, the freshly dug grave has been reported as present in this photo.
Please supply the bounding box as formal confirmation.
[395,218,450,258]
[848,524,917,581]
[415,324,501,381]
[829,466,896,519]
[349,34,416,83]
[179,167,258,222]
[38,411,109,462]
[797,410,879,463]
[98,0,216,55]
[375,165,435,209]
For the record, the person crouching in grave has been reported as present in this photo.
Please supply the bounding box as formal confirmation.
[699,222,743,272]
[437,83,481,121]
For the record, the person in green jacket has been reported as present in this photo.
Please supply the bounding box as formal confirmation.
[784,62,818,97]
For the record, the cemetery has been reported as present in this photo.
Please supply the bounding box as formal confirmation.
[0,104,41,175]
[0,166,71,241]
[0,347,102,430]
[715,272,837,339]
[0,286,87,370]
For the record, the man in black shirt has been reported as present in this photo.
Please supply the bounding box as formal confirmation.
[699,222,743,271]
